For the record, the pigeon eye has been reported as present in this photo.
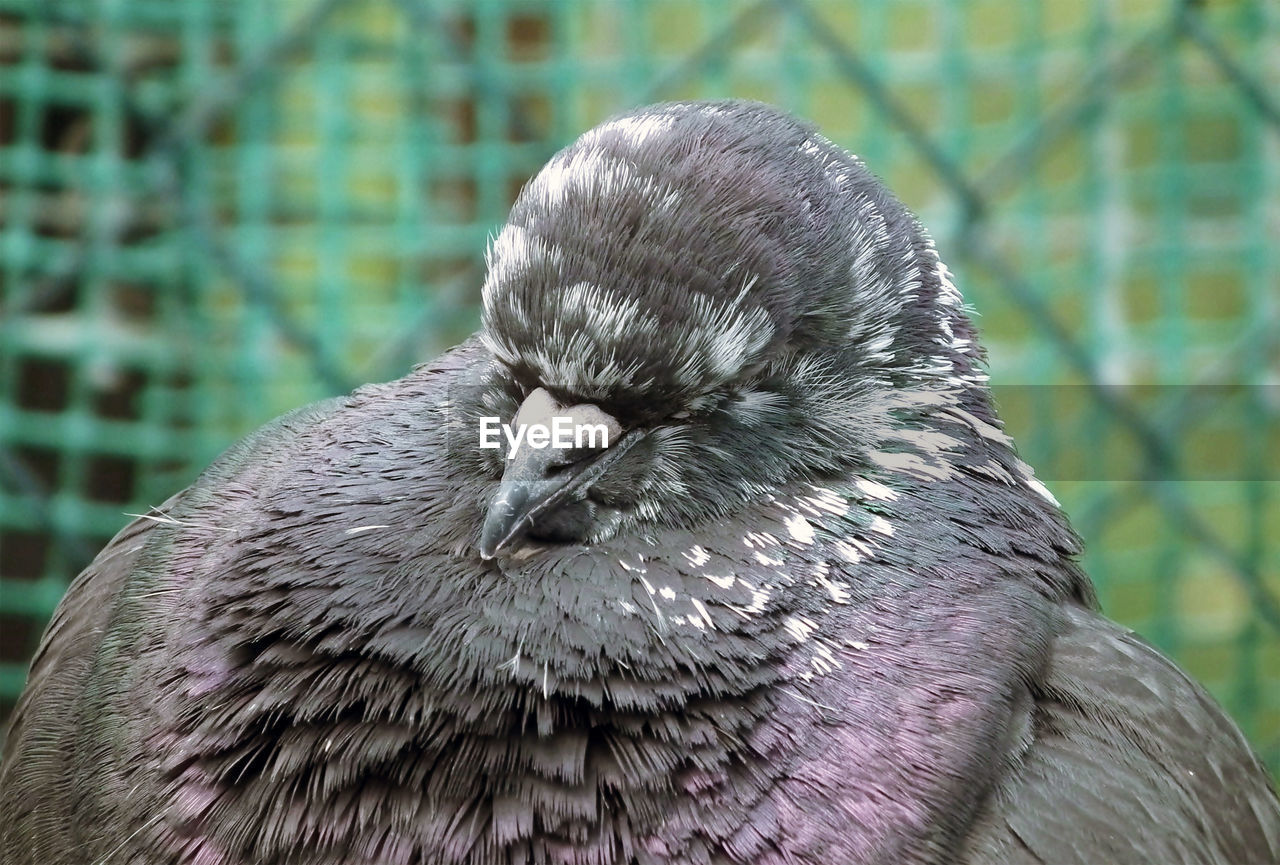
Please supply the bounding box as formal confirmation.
[682,389,733,417]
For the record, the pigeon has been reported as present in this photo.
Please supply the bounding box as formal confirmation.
[1,99,1277,865]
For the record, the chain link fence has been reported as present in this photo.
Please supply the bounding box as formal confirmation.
[0,0,1277,774]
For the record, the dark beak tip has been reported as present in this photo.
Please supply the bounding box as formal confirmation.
[479,479,534,560]
[478,518,510,561]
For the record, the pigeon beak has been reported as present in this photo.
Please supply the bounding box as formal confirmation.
[479,388,634,560]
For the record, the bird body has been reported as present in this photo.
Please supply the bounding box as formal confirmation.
[2,100,1277,864]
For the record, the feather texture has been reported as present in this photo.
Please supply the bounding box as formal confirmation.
[2,100,1276,865]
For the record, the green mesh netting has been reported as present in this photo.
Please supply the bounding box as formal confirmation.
[0,0,1276,775]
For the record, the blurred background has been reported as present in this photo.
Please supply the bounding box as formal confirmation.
[0,0,1276,777]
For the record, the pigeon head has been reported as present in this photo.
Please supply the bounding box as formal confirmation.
[471,100,988,557]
